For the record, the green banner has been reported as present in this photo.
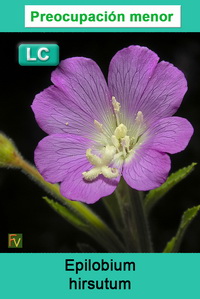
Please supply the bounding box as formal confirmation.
[0,253,199,298]
[0,0,199,32]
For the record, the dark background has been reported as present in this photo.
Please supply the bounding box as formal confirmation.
[0,33,199,252]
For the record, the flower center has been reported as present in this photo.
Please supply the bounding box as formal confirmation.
[82,97,144,181]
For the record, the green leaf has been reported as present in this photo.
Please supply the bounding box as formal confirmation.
[104,179,152,252]
[44,197,125,253]
[44,196,88,229]
[144,163,197,214]
[0,132,125,253]
[164,205,200,253]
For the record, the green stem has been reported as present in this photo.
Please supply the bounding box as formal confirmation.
[16,157,125,252]
[115,179,153,252]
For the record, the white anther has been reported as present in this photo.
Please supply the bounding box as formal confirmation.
[134,111,144,141]
[114,124,128,139]
[94,120,104,132]
[112,96,121,126]
[82,167,101,181]
[135,111,143,123]
[111,135,120,148]
[65,122,69,126]
[86,149,102,166]
[112,96,121,112]
[101,166,119,179]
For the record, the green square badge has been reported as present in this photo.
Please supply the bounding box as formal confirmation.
[8,234,23,248]
[18,44,59,66]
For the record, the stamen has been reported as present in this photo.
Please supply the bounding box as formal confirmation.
[94,120,104,133]
[112,96,121,112]
[114,124,127,139]
[121,136,130,151]
[65,122,69,126]
[111,135,120,148]
[112,152,123,165]
[112,96,121,126]
[135,111,143,123]
[134,111,144,141]
[83,110,145,181]
[130,136,136,147]
[101,145,116,164]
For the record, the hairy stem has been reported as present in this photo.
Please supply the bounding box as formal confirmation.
[15,156,125,252]
[115,179,153,252]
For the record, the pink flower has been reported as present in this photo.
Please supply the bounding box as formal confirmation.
[32,45,193,203]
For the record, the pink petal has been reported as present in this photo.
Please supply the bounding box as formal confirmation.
[34,134,119,203]
[108,45,187,125]
[138,62,187,124]
[51,57,115,136]
[60,170,120,204]
[108,45,159,125]
[123,148,171,191]
[144,117,194,154]
[32,85,103,140]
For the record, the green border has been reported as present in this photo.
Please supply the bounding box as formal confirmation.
[0,0,200,32]
[0,253,199,298]
[1,1,200,298]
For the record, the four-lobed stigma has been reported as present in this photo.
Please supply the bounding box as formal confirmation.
[82,97,144,181]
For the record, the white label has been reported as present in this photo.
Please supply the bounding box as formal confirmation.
[25,5,181,28]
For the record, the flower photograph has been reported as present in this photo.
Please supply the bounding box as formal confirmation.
[0,33,199,252]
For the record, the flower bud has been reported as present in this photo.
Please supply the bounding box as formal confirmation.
[0,133,21,168]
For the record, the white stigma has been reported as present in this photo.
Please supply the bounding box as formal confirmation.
[82,145,119,181]
[111,135,120,148]
[85,148,102,166]
[82,102,145,181]
[101,166,119,178]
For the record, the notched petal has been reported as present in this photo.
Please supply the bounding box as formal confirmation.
[145,116,194,154]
